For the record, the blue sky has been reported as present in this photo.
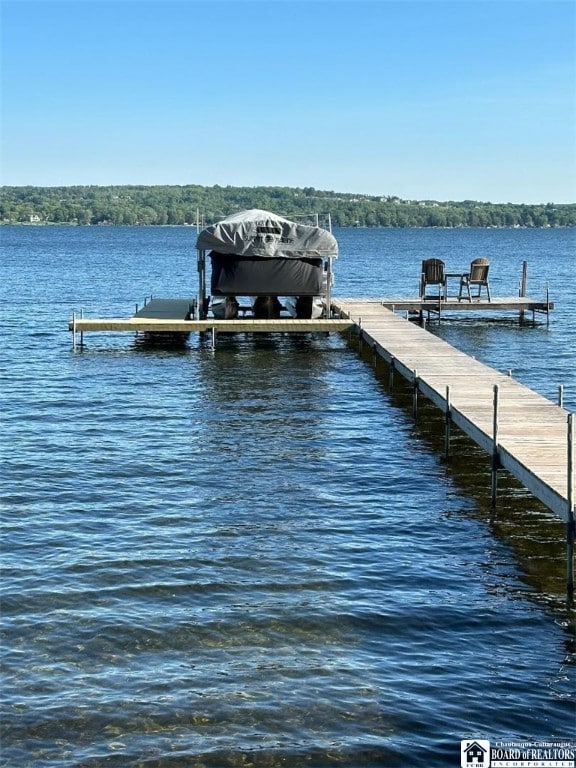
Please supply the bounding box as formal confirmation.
[1,0,575,203]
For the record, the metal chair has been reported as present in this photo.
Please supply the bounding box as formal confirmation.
[420,258,447,300]
[459,258,491,301]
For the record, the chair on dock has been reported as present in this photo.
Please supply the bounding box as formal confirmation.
[420,259,447,301]
[459,258,491,302]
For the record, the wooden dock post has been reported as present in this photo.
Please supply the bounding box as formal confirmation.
[491,384,500,509]
[568,413,575,602]
[412,370,419,420]
[444,385,451,460]
[71,310,84,350]
[558,385,564,408]
[389,357,395,389]
[519,261,528,324]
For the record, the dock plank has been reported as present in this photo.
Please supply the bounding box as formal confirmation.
[134,298,196,320]
[339,295,554,314]
[70,317,355,334]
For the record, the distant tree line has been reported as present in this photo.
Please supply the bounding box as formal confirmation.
[1,185,574,228]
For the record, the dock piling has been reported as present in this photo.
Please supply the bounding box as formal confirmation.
[444,386,451,460]
[491,384,500,510]
[71,310,84,351]
[519,261,528,324]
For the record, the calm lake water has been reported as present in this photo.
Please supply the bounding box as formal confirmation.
[1,225,575,767]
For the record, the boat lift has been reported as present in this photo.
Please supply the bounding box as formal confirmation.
[195,209,338,320]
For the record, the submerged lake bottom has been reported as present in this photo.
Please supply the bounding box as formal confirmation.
[2,226,575,767]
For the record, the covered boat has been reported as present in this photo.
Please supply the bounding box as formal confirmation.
[195,209,338,319]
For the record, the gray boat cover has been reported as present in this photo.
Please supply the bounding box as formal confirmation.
[196,209,338,259]
[210,254,323,296]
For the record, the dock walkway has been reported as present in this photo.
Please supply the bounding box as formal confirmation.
[68,297,573,522]
[333,298,574,526]
[70,293,552,337]
[68,294,574,591]
[376,294,553,319]
[70,298,354,337]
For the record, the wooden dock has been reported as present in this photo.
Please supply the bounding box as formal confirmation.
[70,317,355,334]
[69,293,552,339]
[69,297,354,337]
[68,294,574,593]
[374,294,553,318]
[70,295,572,523]
[333,299,574,527]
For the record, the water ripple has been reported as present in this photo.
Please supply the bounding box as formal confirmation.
[2,226,575,767]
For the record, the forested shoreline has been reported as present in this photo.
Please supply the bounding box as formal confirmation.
[2,184,575,228]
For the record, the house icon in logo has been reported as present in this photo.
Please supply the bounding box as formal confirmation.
[463,741,488,765]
